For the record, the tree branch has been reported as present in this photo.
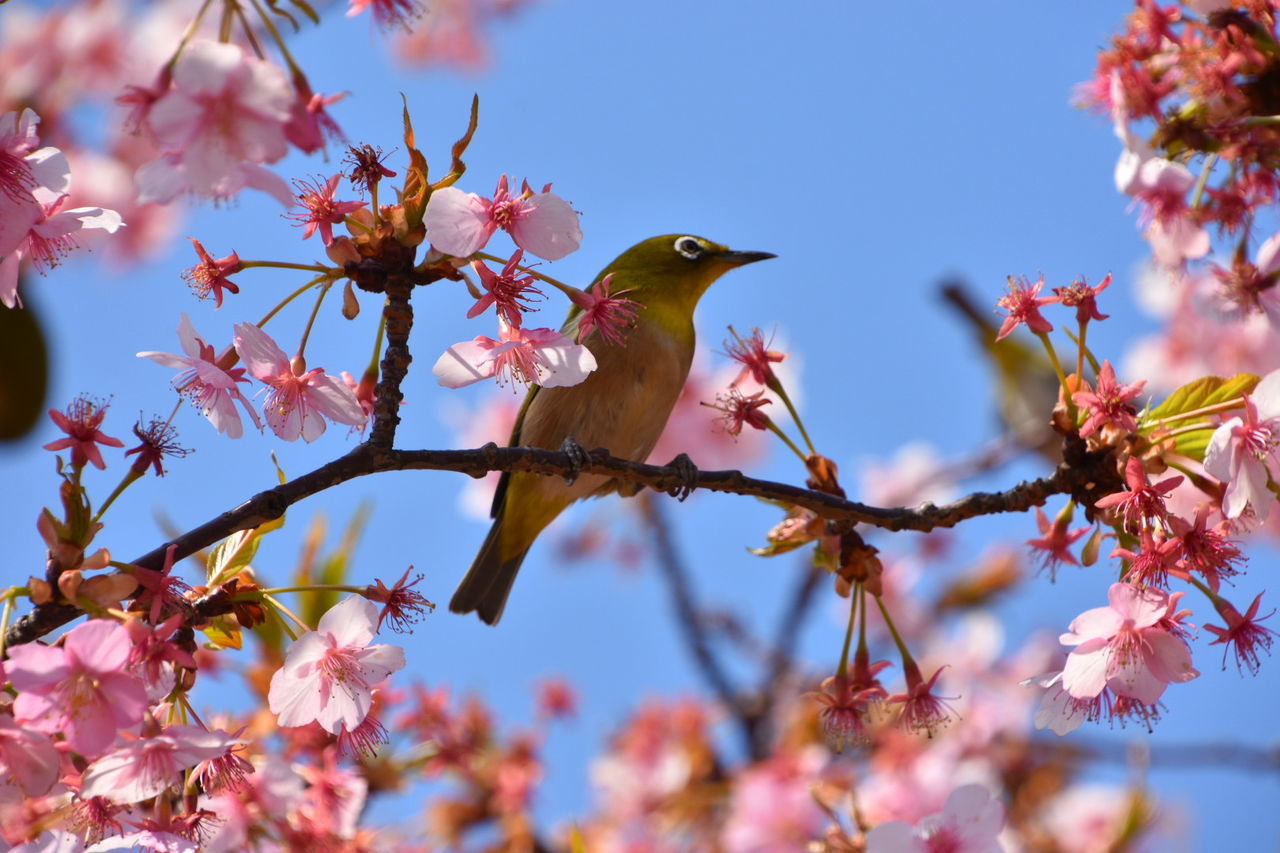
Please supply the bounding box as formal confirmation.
[6,437,1110,648]
[635,492,753,755]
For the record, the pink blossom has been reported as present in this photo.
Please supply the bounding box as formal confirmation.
[80,725,242,804]
[181,238,241,308]
[0,141,123,308]
[648,358,770,471]
[886,663,957,737]
[432,320,598,389]
[0,108,40,201]
[1109,529,1183,588]
[424,174,582,260]
[268,595,406,735]
[1094,455,1182,531]
[42,395,124,470]
[724,326,787,387]
[1171,505,1244,590]
[1204,368,1280,518]
[1131,159,1211,267]
[570,273,640,346]
[858,442,958,509]
[1072,360,1145,438]
[233,322,367,442]
[865,784,1006,853]
[283,81,345,155]
[468,249,543,326]
[721,750,828,853]
[995,275,1055,340]
[6,619,147,758]
[136,40,294,206]
[709,387,773,436]
[347,0,425,30]
[1053,273,1112,325]
[287,174,365,246]
[138,314,261,438]
[1251,232,1280,327]
[1025,504,1089,577]
[1059,582,1198,704]
[1204,591,1276,675]
[0,716,60,797]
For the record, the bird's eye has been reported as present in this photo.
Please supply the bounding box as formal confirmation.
[674,237,704,260]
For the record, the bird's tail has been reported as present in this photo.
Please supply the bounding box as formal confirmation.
[449,516,530,626]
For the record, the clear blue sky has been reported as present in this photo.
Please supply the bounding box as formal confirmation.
[1,1,1276,847]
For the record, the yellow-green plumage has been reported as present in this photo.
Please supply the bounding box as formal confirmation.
[450,235,774,624]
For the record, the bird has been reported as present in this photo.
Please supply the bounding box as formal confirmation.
[450,234,775,624]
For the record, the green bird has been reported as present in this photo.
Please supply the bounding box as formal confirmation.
[450,234,775,624]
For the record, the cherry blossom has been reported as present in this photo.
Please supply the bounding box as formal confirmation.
[1025,504,1089,577]
[468,249,543,326]
[0,716,60,798]
[1094,455,1183,533]
[1072,360,1144,439]
[995,275,1055,340]
[0,108,40,201]
[287,174,365,246]
[6,619,147,759]
[136,40,294,206]
[1053,273,1111,325]
[138,314,261,438]
[283,81,345,155]
[721,750,828,852]
[124,416,190,477]
[1059,582,1198,704]
[887,663,957,737]
[1129,158,1210,268]
[80,725,243,804]
[569,272,639,346]
[42,395,124,470]
[347,0,425,30]
[268,595,406,735]
[0,137,123,308]
[1204,368,1280,518]
[180,238,241,308]
[865,784,1006,853]
[423,174,582,260]
[724,326,786,387]
[233,322,367,442]
[433,320,598,388]
[1204,592,1276,675]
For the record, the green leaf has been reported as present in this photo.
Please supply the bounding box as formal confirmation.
[1144,373,1259,428]
[206,529,262,587]
[202,615,243,650]
[1171,426,1215,461]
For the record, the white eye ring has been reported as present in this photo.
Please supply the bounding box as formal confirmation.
[674,236,703,260]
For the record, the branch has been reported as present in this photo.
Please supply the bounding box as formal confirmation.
[6,438,1108,648]
[1032,735,1280,774]
[635,492,753,755]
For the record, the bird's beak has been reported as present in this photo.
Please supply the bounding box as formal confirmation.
[713,249,776,266]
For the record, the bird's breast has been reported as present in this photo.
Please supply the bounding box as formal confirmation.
[519,324,693,467]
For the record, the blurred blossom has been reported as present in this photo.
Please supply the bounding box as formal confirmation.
[721,749,828,853]
[859,442,957,508]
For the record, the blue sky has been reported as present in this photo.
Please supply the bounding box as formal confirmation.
[1,0,1277,847]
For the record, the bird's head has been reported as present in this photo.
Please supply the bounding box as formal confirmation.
[599,235,775,316]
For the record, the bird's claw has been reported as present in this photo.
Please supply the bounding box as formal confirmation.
[665,453,699,501]
[560,437,590,485]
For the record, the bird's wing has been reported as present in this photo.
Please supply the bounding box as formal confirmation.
[489,384,541,519]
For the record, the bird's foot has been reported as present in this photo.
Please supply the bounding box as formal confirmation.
[664,453,699,501]
[560,436,590,485]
